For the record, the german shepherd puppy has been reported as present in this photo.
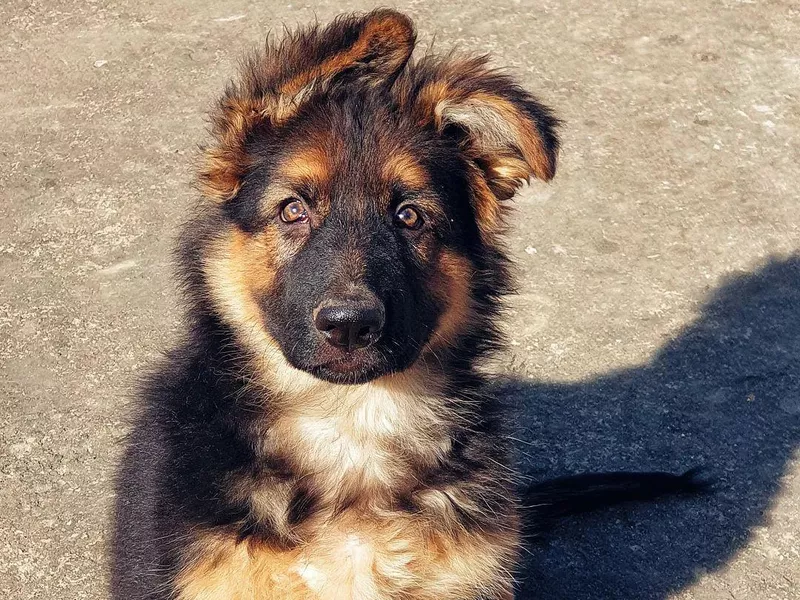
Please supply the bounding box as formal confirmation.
[113,10,702,600]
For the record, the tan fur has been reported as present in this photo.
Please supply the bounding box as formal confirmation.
[444,91,554,182]
[280,12,414,97]
[176,515,517,600]
[383,151,430,190]
[204,228,276,331]
[279,144,331,185]
[264,144,335,224]
[415,81,554,185]
[203,226,298,384]
[466,162,511,240]
[426,250,475,352]
[198,97,262,202]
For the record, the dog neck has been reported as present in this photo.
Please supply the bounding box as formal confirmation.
[188,264,486,510]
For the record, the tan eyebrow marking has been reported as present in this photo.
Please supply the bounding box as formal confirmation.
[262,144,334,221]
[280,144,330,183]
[383,151,430,191]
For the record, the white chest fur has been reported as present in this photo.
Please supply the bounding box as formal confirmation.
[180,370,514,600]
[265,379,451,499]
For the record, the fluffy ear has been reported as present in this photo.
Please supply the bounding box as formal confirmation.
[199,9,416,202]
[406,56,560,233]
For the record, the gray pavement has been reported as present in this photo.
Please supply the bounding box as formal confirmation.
[1,1,798,598]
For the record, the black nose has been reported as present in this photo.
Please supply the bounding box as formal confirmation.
[314,295,385,351]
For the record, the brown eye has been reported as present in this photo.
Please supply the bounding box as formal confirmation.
[395,206,422,230]
[280,199,308,224]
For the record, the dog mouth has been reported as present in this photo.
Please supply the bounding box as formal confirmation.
[305,344,392,384]
[309,358,386,384]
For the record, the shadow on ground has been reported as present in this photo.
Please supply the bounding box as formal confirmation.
[505,255,800,599]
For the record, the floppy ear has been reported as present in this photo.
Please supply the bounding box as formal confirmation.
[407,56,560,234]
[199,9,416,202]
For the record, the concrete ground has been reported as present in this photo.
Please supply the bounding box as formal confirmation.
[1,0,798,598]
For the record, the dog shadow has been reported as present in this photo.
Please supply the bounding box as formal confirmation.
[500,255,800,599]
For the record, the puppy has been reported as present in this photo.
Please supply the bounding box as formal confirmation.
[112,10,701,599]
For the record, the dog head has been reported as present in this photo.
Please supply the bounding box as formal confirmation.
[188,10,559,386]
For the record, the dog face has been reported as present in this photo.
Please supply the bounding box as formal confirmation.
[191,10,559,385]
[225,105,480,384]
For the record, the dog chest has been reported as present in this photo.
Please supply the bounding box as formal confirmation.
[174,513,513,600]
[262,383,451,500]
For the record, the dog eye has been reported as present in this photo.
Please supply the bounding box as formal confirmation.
[280,199,309,224]
[395,206,423,230]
